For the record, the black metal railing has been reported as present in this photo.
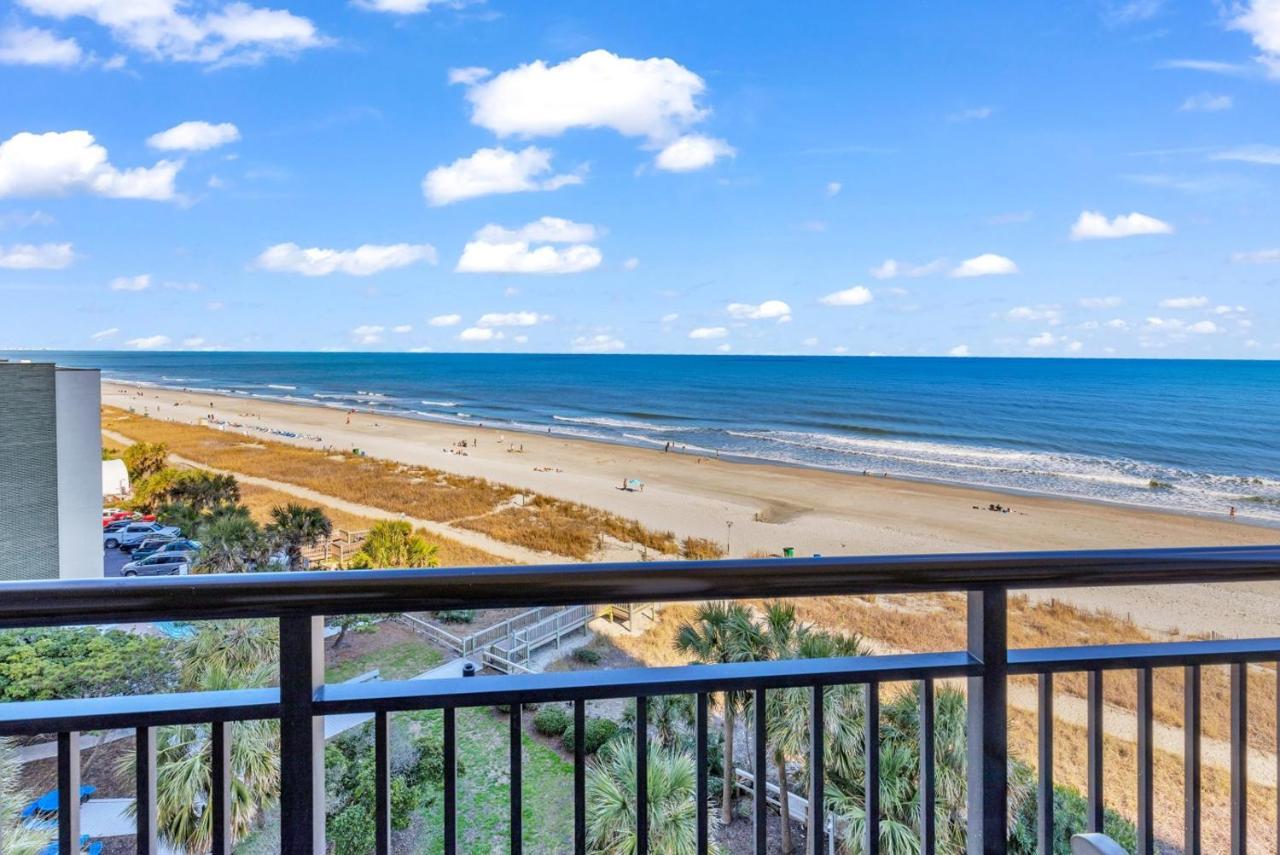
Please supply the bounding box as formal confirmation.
[1,545,1279,854]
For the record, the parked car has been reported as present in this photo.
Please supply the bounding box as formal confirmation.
[120,553,190,577]
[132,538,201,561]
[104,522,180,550]
[128,534,179,558]
[103,519,133,534]
[102,510,155,528]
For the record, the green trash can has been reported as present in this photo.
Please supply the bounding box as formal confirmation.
[782,547,795,558]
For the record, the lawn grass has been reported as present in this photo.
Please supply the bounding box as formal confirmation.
[326,638,445,682]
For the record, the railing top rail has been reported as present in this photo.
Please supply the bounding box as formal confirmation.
[1,545,1277,629]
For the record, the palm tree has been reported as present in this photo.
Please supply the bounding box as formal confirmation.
[178,620,280,688]
[0,737,54,855]
[586,735,718,855]
[193,514,269,574]
[266,503,333,570]
[673,601,763,826]
[347,520,439,569]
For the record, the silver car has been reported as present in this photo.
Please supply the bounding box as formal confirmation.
[120,552,190,577]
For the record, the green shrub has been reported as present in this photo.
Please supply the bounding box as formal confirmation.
[561,716,619,754]
[572,647,602,665]
[433,609,476,623]
[496,701,539,714]
[533,705,571,736]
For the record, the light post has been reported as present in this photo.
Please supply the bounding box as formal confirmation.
[725,520,733,555]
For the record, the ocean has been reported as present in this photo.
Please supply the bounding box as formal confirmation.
[12,351,1280,525]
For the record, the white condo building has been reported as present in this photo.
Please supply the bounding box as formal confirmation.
[0,360,102,582]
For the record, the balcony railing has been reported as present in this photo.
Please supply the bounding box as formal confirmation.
[1,545,1279,854]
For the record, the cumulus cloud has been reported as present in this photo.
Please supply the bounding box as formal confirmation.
[1232,248,1280,264]
[948,344,970,356]
[110,274,151,291]
[1070,211,1173,240]
[0,242,73,269]
[0,25,82,66]
[1027,331,1059,348]
[1179,93,1233,111]
[255,242,437,276]
[428,313,461,327]
[654,134,735,172]
[950,254,1019,278]
[1079,295,1123,308]
[458,326,501,342]
[727,300,791,321]
[351,324,384,344]
[1229,0,1280,77]
[572,334,624,353]
[1210,144,1280,165]
[16,0,327,66]
[422,146,581,206]
[456,217,602,275]
[356,0,463,13]
[1143,316,1220,334]
[819,286,874,307]
[126,334,170,349]
[447,65,490,85]
[1005,305,1061,322]
[0,130,179,200]
[869,258,946,280]
[477,311,547,327]
[689,326,728,340]
[147,121,240,151]
[1158,295,1209,309]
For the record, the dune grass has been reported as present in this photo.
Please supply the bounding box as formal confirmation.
[456,494,679,560]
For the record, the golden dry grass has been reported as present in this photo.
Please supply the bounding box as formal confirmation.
[456,495,679,560]
[680,536,727,560]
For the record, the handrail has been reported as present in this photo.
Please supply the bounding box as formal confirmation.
[2,545,1278,628]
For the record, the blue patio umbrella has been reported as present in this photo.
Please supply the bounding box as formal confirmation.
[22,784,96,817]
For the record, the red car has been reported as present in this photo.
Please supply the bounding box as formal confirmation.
[102,509,155,528]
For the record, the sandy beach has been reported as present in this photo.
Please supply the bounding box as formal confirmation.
[103,381,1279,636]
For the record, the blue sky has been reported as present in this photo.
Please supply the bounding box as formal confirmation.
[0,0,1277,357]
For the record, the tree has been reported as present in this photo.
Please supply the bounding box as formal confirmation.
[673,602,763,826]
[123,441,169,481]
[266,503,333,570]
[0,737,55,855]
[193,514,270,574]
[586,735,717,855]
[346,521,439,570]
[0,627,177,702]
[178,621,279,689]
[136,469,240,515]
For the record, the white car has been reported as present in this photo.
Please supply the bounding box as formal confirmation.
[121,552,190,577]
[104,521,180,550]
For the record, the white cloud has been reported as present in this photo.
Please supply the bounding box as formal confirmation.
[869,258,946,279]
[352,324,384,344]
[950,254,1019,278]
[1232,248,1280,264]
[447,66,490,85]
[110,273,151,291]
[654,134,735,172]
[1188,320,1220,334]
[572,334,624,353]
[948,344,970,356]
[147,121,239,151]
[182,336,204,348]
[689,326,728,340]
[126,334,170,349]
[819,286,874,307]
[1143,316,1220,334]
[1158,295,1209,309]
[17,0,326,66]
[948,106,994,122]
[463,49,712,143]
[1066,340,1084,353]
[90,327,118,340]
[0,130,179,201]
[0,25,82,66]
[456,218,602,275]
[1070,210,1173,240]
[1179,93,1233,112]
[1210,144,1280,165]
[428,313,461,327]
[825,181,841,197]
[727,300,791,321]
[1105,319,1130,331]
[255,242,436,276]
[357,0,461,13]
[623,257,640,271]
[477,311,546,327]
[1005,305,1061,323]
[0,210,54,229]
[1229,0,1280,77]
[458,327,501,342]
[1080,295,1123,308]
[392,324,412,333]
[422,146,581,206]
[1027,331,1058,348]
[0,242,73,269]
[1159,59,1254,76]
[716,343,732,353]
[660,312,679,323]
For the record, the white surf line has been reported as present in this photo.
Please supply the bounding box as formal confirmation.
[102,429,572,566]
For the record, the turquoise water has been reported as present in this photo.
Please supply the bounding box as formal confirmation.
[15,351,1280,523]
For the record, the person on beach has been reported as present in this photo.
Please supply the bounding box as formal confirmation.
[1230,505,1237,518]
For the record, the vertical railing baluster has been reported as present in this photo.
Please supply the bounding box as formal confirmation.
[1137,668,1154,854]
[574,698,586,855]
[1185,664,1201,855]
[865,682,880,855]
[919,678,934,855]
[754,687,767,855]
[375,711,391,855]
[510,704,523,855]
[136,726,158,855]
[444,707,457,855]
[211,721,231,855]
[809,683,825,855]
[57,731,80,855]
[636,696,649,855]
[279,615,325,854]
[966,586,1008,854]
[1087,669,1104,833]
[1036,673,1053,854]
[1230,662,1247,854]
[696,693,709,855]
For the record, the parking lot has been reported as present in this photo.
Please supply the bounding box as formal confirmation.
[103,547,131,578]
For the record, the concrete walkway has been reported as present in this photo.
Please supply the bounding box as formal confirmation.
[17,729,131,765]
[324,658,478,740]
